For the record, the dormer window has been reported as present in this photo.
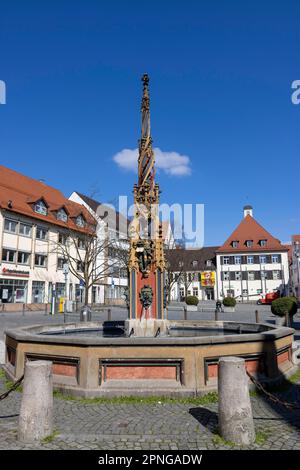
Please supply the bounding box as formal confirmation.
[246,240,253,248]
[206,260,212,267]
[259,239,267,247]
[57,208,68,222]
[76,214,85,227]
[232,240,239,248]
[34,199,48,215]
[192,260,198,268]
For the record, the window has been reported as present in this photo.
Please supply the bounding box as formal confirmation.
[242,289,248,295]
[77,261,85,272]
[260,255,267,264]
[273,270,281,280]
[248,271,255,281]
[36,227,48,240]
[78,238,85,249]
[34,199,47,215]
[206,260,212,267]
[178,261,184,268]
[261,271,267,280]
[235,271,241,281]
[223,257,230,265]
[4,219,17,233]
[247,256,254,264]
[19,223,32,237]
[272,255,279,263]
[76,215,85,227]
[58,233,67,245]
[193,288,199,297]
[246,240,253,248]
[192,260,198,268]
[120,268,128,278]
[32,281,45,303]
[2,249,16,262]
[223,271,230,281]
[57,208,68,222]
[17,252,30,265]
[34,254,47,267]
[259,239,267,247]
[232,240,239,248]
[57,258,65,270]
[234,256,241,265]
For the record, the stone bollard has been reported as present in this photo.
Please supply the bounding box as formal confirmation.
[218,356,255,445]
[18,361,53,442]
[80,305,92,322]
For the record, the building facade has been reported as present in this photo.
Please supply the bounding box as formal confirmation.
[216,206,290,302]
[166,246,218,302]
[69,192,129,304]
[290,235,300,302]
[0,165,95,309]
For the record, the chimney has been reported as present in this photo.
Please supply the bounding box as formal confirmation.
[243,205,253,218]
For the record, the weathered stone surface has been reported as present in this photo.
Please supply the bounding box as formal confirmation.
[18,360,53,442]
[218,356,255,445]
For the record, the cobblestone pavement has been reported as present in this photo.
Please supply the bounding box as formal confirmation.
[1,305,300,450]
[1,374,300,450]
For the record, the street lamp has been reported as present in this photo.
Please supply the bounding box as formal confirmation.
[63,262,69,312]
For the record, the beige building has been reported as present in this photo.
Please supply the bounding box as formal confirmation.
[0,165,95,309]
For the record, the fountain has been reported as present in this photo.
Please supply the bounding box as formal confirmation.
[3,75,296,398]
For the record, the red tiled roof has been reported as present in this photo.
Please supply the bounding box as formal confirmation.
[216,215,288,253]
[292,235,300,243]
[0,165,95,232]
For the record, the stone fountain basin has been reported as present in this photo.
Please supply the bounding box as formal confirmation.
[3,320,296,398]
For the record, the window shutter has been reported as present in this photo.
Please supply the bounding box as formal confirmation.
[229,256,235,265]
[254,255,259,264]
[266,255,272,264]
[230,271,235,281]
[278,254,282,263]
[242,271,247,280]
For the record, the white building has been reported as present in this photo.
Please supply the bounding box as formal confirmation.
[0,165,96,310]
[69,192,129,304]
[216,206,290,302]
[290,235,300,302]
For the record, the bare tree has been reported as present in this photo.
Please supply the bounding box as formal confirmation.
[53,221,128,306]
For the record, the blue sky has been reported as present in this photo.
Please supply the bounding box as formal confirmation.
[0,0,299,246]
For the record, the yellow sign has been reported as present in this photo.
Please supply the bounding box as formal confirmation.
[200,271,215,287]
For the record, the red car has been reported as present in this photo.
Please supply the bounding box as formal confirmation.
[257,291,280,305]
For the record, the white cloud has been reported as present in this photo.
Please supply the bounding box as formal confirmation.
[112,147,191,177]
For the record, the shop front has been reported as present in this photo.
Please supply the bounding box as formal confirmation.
[0,278,28,303]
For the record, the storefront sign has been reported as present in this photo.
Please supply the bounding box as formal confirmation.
[200,271,215,287]
[2,268,30,277]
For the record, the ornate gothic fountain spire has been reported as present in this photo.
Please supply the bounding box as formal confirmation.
[138,73,155,192]
[128,74,166,321]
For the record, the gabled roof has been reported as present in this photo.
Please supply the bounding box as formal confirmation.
[0,165,95,232]
[75,192,130,235]
[166,246,218,272]
[216,215,288,253]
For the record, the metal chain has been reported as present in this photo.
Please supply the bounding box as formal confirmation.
[246,370,300,410]
[0,374,24,401]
